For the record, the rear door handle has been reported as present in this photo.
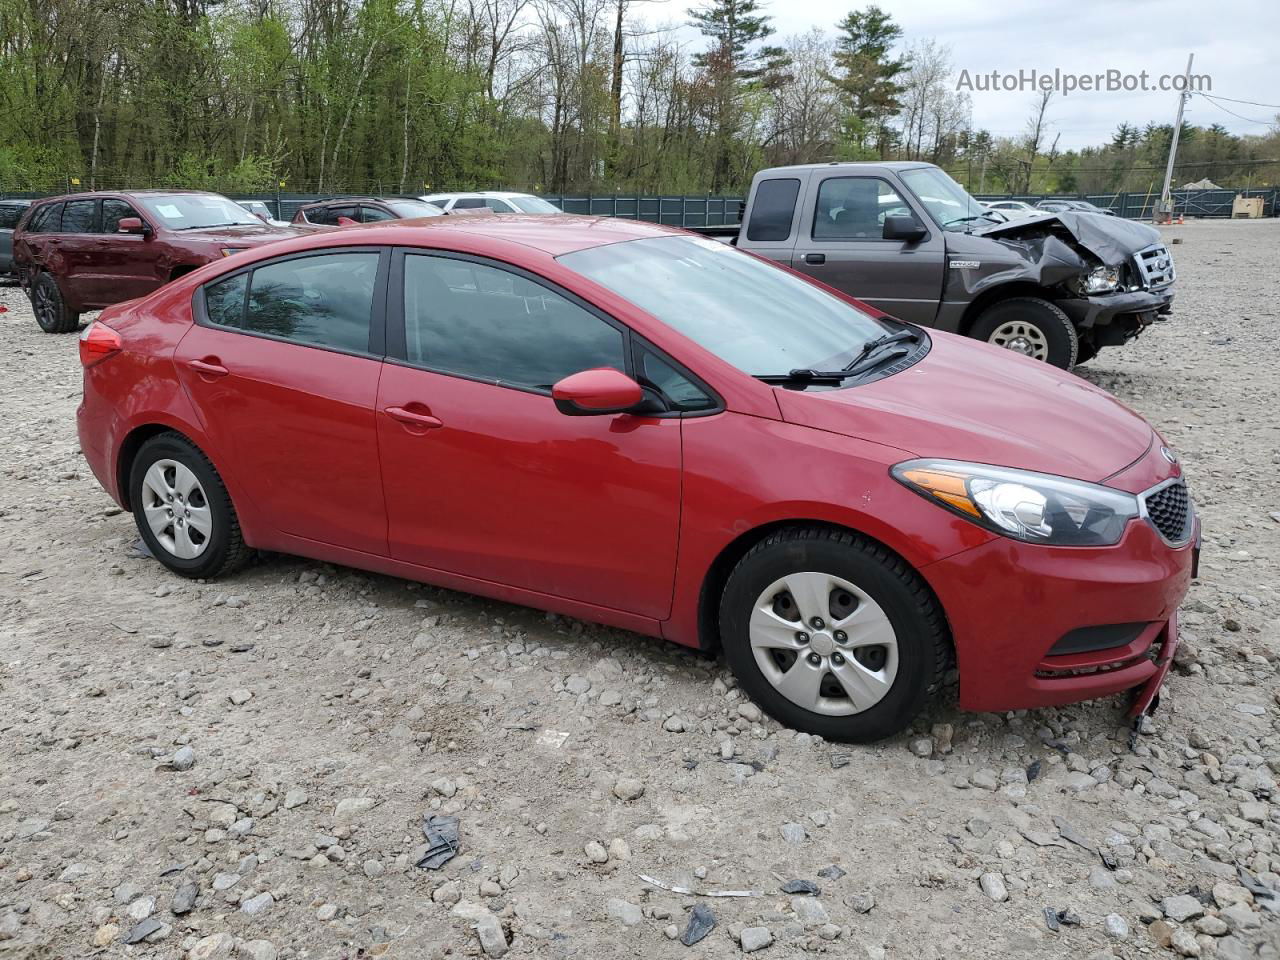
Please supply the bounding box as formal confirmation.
[385,405,443,430]
[804,253,826,265]
[187,358,229,378]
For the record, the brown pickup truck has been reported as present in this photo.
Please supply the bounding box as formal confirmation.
[14,190,309,332]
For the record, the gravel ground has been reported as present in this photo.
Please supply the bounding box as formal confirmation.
[1,219,1277,960]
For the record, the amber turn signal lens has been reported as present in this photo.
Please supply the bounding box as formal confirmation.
[900,468,981,517]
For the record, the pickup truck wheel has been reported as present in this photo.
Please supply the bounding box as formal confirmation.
[719,526,948,743]
[31,273,80,333]
[970,297,1078,371]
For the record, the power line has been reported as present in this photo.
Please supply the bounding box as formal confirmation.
[1197,93,1280,110]
[1196,93,1277,126]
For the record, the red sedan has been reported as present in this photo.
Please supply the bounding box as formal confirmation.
[75,216,1197,741]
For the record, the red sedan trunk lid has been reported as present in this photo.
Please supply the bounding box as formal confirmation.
[774,332,1153,483]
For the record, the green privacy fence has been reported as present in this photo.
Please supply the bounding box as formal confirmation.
[4,188,1276,223]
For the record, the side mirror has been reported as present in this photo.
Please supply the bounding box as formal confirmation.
[117,217,149,235]
[883,215,926,243]
[552,368,644,416]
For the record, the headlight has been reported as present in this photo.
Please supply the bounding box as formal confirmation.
[220,247,248,257]
[892,459,1140,546]
[1079,265,1120,294]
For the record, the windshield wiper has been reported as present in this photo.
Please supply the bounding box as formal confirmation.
[842,329,919,370]
[174,222,248,231]
[757,330,921,386]
[945,214,998,228]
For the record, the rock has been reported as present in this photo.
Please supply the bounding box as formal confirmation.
[979,873,1008,903]
[475,913,508,957]
[172,881,199,914]
[584,841,609,863]
[228,688,253,705]
[283,788,308,809]
[1103,914,1129,939]
[188,932,236,960]
[92,924,119,947]
[241,892,274,916]
[334,797,376,820]
[606,898,642,926]
[212,871,241,891]
[613,778,645,801]
[316,904,338,921]
[607,837,631,861]
[663,715,686,733]
[241,941,278,960]
[432,881,461,905]
[849,891,875,914]
[127,896,157,922]
[1170,927,1201,957]
[738,703,762,723]
[565,674,591,695]
[165,746,197,771]
[1163,894,1205,922]
[791,896,829,926]
[780,822,806,844]
[1194,916,1229,936]
[681,904,717,945]
[1148,919,1176,947]
[431,776,457,798]
[1219,903,1260,932]
[908,737,933,758]
[740,926,773,952]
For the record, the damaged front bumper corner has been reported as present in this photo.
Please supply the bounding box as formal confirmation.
[1057,286,1175,335]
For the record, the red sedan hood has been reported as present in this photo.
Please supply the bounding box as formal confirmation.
[774,332,1153,482]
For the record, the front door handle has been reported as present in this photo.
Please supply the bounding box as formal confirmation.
[385,405,443,430]
[804,253,826,265]
[187,358,229,378]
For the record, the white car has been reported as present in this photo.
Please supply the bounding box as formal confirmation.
[236,200,291,227]
[982,200,1040,220]
[418,191,562,214]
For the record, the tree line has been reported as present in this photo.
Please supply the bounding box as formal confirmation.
[1,0,1277,196]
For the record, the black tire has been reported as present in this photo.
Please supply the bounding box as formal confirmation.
[969,296,1078,371]
[719,526,949,743]
[129,432,251,579]
[30,272,80,333]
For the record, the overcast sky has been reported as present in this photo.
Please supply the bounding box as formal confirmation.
[644,0,1280,149]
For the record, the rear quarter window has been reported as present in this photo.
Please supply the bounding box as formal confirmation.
[24,202,62,233]
[745,179,800,242]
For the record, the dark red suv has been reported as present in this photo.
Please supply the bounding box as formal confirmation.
[14,190,306,333]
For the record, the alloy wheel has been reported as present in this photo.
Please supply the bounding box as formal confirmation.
[987,320,1049,361]
[748,571,899,716]
[140,459,213,559]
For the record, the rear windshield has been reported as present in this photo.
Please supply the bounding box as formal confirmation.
[137,194,261,230]
[510,196,561,214]
[387,200,444,218]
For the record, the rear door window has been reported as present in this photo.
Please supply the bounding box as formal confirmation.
[452,198,487,210]
[359,205,397,222]
[204,252,380,354]
[60,199,98,234]
[25,203,62,233]
[746,178,800,242]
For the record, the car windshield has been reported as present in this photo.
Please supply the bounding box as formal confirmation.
[560,235,888,376]
[899,168,1000,230]
[388,200,444,218]
[138,194,261,230]
[510,196,560,214]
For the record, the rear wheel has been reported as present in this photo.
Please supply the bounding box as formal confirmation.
[129,433,251,579]
[31,273,80,333]
[970,297,1078,371]
[719,526,949,743]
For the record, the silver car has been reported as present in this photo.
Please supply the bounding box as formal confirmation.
[0,199,33,277]
[419,191,561,214]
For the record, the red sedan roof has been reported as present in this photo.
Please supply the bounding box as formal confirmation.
[360,214,688,257]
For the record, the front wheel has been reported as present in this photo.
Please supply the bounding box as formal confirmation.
[970,297,1078,371]
[129,432,251,579]
[719,527,950,743]
[31,273,80,333]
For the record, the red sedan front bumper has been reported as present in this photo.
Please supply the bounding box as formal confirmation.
[922,516,1197,714]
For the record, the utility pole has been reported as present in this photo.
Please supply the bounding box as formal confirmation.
[1157,53,1194,223]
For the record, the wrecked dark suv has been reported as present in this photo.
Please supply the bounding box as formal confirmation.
[727,162,1175,370]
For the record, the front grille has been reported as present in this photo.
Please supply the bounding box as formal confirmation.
[1144,480,1192,543]
[1133,244,1176,289]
